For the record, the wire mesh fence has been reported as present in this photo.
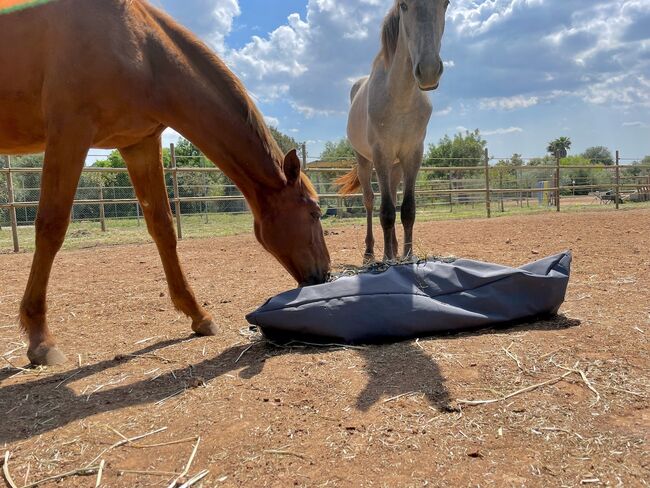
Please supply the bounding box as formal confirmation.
[1,148,649,252]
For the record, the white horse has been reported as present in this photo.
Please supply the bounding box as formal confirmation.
[338,0,448,261]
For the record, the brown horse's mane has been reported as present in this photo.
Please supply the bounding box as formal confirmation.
[144,1,316,198]
[380,3,400,68]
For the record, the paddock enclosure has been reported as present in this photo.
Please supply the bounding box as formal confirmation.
[1,208,648,486]
[2,149,650,253]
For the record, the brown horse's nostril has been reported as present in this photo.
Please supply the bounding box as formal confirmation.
[415,62,422,79]
[439,60,444,76]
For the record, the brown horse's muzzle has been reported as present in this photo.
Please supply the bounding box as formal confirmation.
[300,270,331,287]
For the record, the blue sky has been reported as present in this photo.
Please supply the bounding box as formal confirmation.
[153,0,650,161]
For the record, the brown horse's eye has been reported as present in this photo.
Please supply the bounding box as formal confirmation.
[400,2,408,12]
[311,211,322,221]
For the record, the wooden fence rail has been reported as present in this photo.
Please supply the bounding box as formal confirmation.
[1,146,649,252]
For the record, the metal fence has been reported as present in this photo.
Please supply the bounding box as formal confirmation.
[1,146,649,252]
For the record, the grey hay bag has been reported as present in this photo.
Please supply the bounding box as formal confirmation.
[246,252,572,345]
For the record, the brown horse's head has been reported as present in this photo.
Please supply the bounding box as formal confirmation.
[254,150,331,286]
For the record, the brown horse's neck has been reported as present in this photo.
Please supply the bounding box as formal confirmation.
[145,5,285,217]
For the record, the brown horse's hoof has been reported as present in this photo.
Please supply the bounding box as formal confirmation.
[27,344,67,366]
[192,319,219,336]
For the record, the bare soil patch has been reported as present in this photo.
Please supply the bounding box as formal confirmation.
[1,209,648,486]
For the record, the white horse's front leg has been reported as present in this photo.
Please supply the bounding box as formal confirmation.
[373,150,398,261]
[400,147,424,258]
[390,164,404,258]
[355,155,376,263]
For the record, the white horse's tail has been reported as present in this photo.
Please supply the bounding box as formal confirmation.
[336,166,361,195]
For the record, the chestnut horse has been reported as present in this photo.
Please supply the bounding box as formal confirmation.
[0,0,330,365]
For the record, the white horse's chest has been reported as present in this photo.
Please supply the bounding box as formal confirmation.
[347,71,433,162]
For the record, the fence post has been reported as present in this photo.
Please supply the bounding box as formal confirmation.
[301,143,307,171]
[170,143,183,239]
[615,150,620,210]
[99,180,106,232]
[6,156,20,253]
[448,171,453,213]
[484,148,491,218]
[555,154,561,212]
[499,170,504,212]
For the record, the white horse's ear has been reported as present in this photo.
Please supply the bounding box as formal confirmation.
[283,149,301,185]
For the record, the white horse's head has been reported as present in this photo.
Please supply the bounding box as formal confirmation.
[393,0,448,91]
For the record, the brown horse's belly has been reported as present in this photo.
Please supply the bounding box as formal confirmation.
[0,109,46,154]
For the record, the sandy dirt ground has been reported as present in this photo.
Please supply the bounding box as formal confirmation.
[1,209,648,487]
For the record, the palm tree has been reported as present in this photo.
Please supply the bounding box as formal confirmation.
[547,137,572,158]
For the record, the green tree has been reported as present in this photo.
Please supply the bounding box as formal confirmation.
[547,137,572,158]
[560,155,611,194]
[320,138,356,162]
[582,146,614,165]
[490,154,525,211]
[269,127,304,160]
[93,151,132,191]
[424,130,487,167]
[5,155,44,224]
[171,137,237,213]
[622,156,650,179]
[527,156,554,166]
[423,129,487,184]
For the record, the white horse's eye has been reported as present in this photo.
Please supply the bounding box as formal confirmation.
[400,2,408,12]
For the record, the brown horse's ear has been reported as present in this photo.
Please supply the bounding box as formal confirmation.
[283,149,302,186]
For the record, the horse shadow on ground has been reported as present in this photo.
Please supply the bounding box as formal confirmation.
[0,315,580,444]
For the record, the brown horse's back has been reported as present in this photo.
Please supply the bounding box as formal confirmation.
[0,0,166,153]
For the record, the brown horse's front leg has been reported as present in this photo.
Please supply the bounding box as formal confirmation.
[120,135,217,337]
[20,120,95,365]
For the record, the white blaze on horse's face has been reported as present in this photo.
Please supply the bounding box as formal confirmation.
[398,0,449,91]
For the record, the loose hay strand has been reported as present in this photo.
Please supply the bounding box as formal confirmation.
[457,367,576,406]
[166,436,201,488]
[263,449,307,460]
[178,469,210,488]
[118,469,181,477]
[95,459,105,488]
[553,362,601,404]
[128,436,198,449]
[85,426,167,468]
[21,466,100,488]
[2,452,18,488]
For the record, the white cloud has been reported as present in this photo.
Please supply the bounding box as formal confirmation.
[174,0,649,133]
[433,106,453,116]
[162,128,181,147]
[483,127,524,136]
[479,95,539,111]
[263,115,280,128]
[224,0,393,111]
[623,121,650,128]
[206,0,241,54]
[580,74,650,108]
